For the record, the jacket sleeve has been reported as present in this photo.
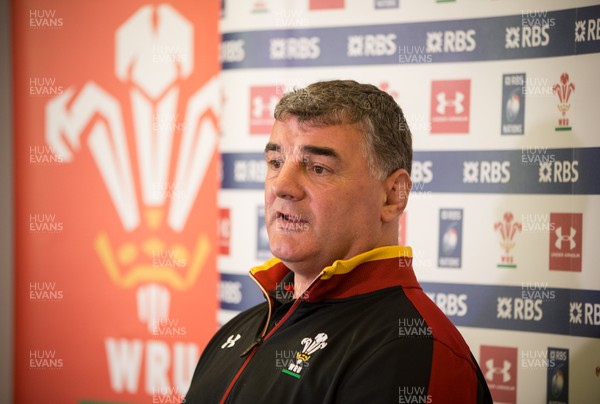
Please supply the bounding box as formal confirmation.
[334,337,492,404]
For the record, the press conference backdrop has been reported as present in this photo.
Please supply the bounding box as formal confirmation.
[217,1,599,404]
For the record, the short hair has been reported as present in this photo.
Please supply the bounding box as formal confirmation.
[273,80,412,179]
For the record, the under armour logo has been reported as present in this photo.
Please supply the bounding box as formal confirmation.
[436,91,464,115]
[252,95,279,118]
[484,359,512,383]
[221,334,241,349]
[555,226,576,250]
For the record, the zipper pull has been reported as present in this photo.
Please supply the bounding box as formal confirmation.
[240,336,263,358]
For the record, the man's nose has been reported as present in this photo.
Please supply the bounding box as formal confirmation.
[270,159,305,200]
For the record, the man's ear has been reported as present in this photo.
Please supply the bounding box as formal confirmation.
[381,168,411,223]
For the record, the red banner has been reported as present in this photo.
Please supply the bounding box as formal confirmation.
[13,1,220,402]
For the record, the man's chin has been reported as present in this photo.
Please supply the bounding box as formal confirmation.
[269,241,310,263]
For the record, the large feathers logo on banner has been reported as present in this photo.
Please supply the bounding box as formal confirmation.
[42,3,219,399]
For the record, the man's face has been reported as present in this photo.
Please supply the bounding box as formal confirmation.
[264,117,391,273]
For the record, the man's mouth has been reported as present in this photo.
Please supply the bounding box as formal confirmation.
[276,211,305,224]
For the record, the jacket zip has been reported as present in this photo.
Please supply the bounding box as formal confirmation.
[218,270,324,403]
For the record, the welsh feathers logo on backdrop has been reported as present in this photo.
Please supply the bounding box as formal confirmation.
[43,3,219,400]
[494,212,522,269]
[552,73,575,132]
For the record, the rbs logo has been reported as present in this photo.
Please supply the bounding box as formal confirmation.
[347,33,397,57]
[505,24,550,49]
[426,292,468,317]
[221,39,245,62]
[411,161,433,184]
[426,29,476,53]
[270,37,320,60]
[538,160,579,183]
[463,161,511,184]
[497,297,543,321]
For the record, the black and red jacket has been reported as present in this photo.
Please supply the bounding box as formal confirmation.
[185,246,492,403]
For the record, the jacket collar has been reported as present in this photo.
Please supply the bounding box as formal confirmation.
[250,246,419,303]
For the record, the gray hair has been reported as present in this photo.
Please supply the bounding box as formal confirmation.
[273,80,412,179]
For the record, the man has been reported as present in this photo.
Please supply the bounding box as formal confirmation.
[185,80,492,403]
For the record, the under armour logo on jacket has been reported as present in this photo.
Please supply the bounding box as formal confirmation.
[221,334,241,349]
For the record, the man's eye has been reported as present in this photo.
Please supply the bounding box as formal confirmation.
[311,164,329,175]
[268,159,282,169]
